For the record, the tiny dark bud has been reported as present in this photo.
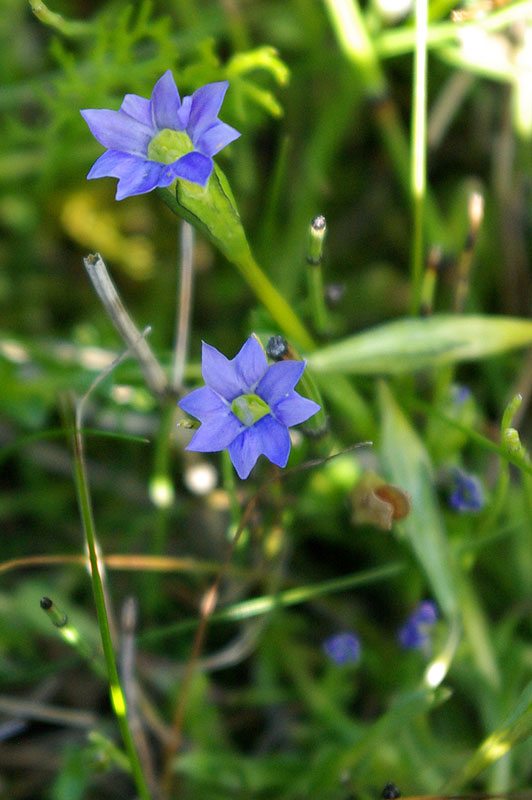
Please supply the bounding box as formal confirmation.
[266,335,288,361]
[381,783,401,800]
[307,216,327,266]
[40,597,53,610]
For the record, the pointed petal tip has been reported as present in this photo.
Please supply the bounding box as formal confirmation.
[114,186,128,201]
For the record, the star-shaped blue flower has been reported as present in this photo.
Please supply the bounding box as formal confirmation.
[81,70,240,199]
[448,468,484,513]
[398,600,438,651]
[323,632,361,665]
[178,337,321,480]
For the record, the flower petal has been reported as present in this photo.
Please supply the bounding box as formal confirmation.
[178,386,228,422]
[195,120,241,157]
[114,160,169,200]
[186,413,244,452]
[120,93,153,127]
[150,69,183,131]
[188,81,229,140]
[86,149,134,179]
[173,152,213,186]
[256,360,307,405]
[273,392,321,427]
[201,341,246,400]
[80,109,152,156]
[228,429,263,479]
[232,337,268,392]
[177,95,192,128]
[411,601,438,625]
[253,415,291,468]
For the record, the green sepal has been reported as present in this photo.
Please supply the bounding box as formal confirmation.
[173,165,252,266]
[296,365,328,438]
[157,169,315,352]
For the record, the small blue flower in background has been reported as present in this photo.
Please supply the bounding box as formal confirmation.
[448,468,484,513]
[398,600,438,651]
[178,337,321,480]
[451,384,472,407]
[81,70,240,199]
[323,632,361,665]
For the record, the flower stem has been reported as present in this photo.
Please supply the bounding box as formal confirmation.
[67,400,151,800]
[40,596,108,680]
[323,0,446,247]
[172,221,195,392]
[306,216,330,336]
[157,180,315,352]
[240,250,316,351]
[83,253,168,396]
[410,0,429,314]
[146,401,177,615]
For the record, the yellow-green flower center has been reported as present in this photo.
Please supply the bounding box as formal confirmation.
[147,128,194,164]
[231,393,270,427]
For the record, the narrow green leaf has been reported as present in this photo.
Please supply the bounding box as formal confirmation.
[308,315,532,374]
[140,561,404,644]
[444,675,532,789]
[378,382,458,617]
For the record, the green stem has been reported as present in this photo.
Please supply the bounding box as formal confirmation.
[140,561,403,644]
[29,0,93,36]
[221,448,243,526]
[377,0,532,58]
[69,411,151,800]
[323,0,446,247]
[322,0,386,95]
[41,596,108,680]
[410,0,429,314]
[306,216,329,336]
[308,265,328,334]
[172,220,195,393]
[146,402,177,614]
[238,249,316,351]
[157,184,315,352]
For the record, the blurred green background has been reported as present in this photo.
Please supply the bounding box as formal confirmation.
[3,0,532,798]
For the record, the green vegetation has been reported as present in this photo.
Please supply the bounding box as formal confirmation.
[3,0,532,798]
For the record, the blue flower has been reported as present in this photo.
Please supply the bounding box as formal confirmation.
[81,70,240,199]
[452,384,472,406]
[448,468,484,512]
[178,337,321,480]
[398,600,438,650]
[323,632,361,665]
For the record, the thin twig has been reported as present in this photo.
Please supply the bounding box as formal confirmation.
[75,325,153,433]
[68,400,151,800]
[454,191,484,313]
[0,697,98,729]
[120,598,158,797]
[83,253,168,397]
[172,221,195,393]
